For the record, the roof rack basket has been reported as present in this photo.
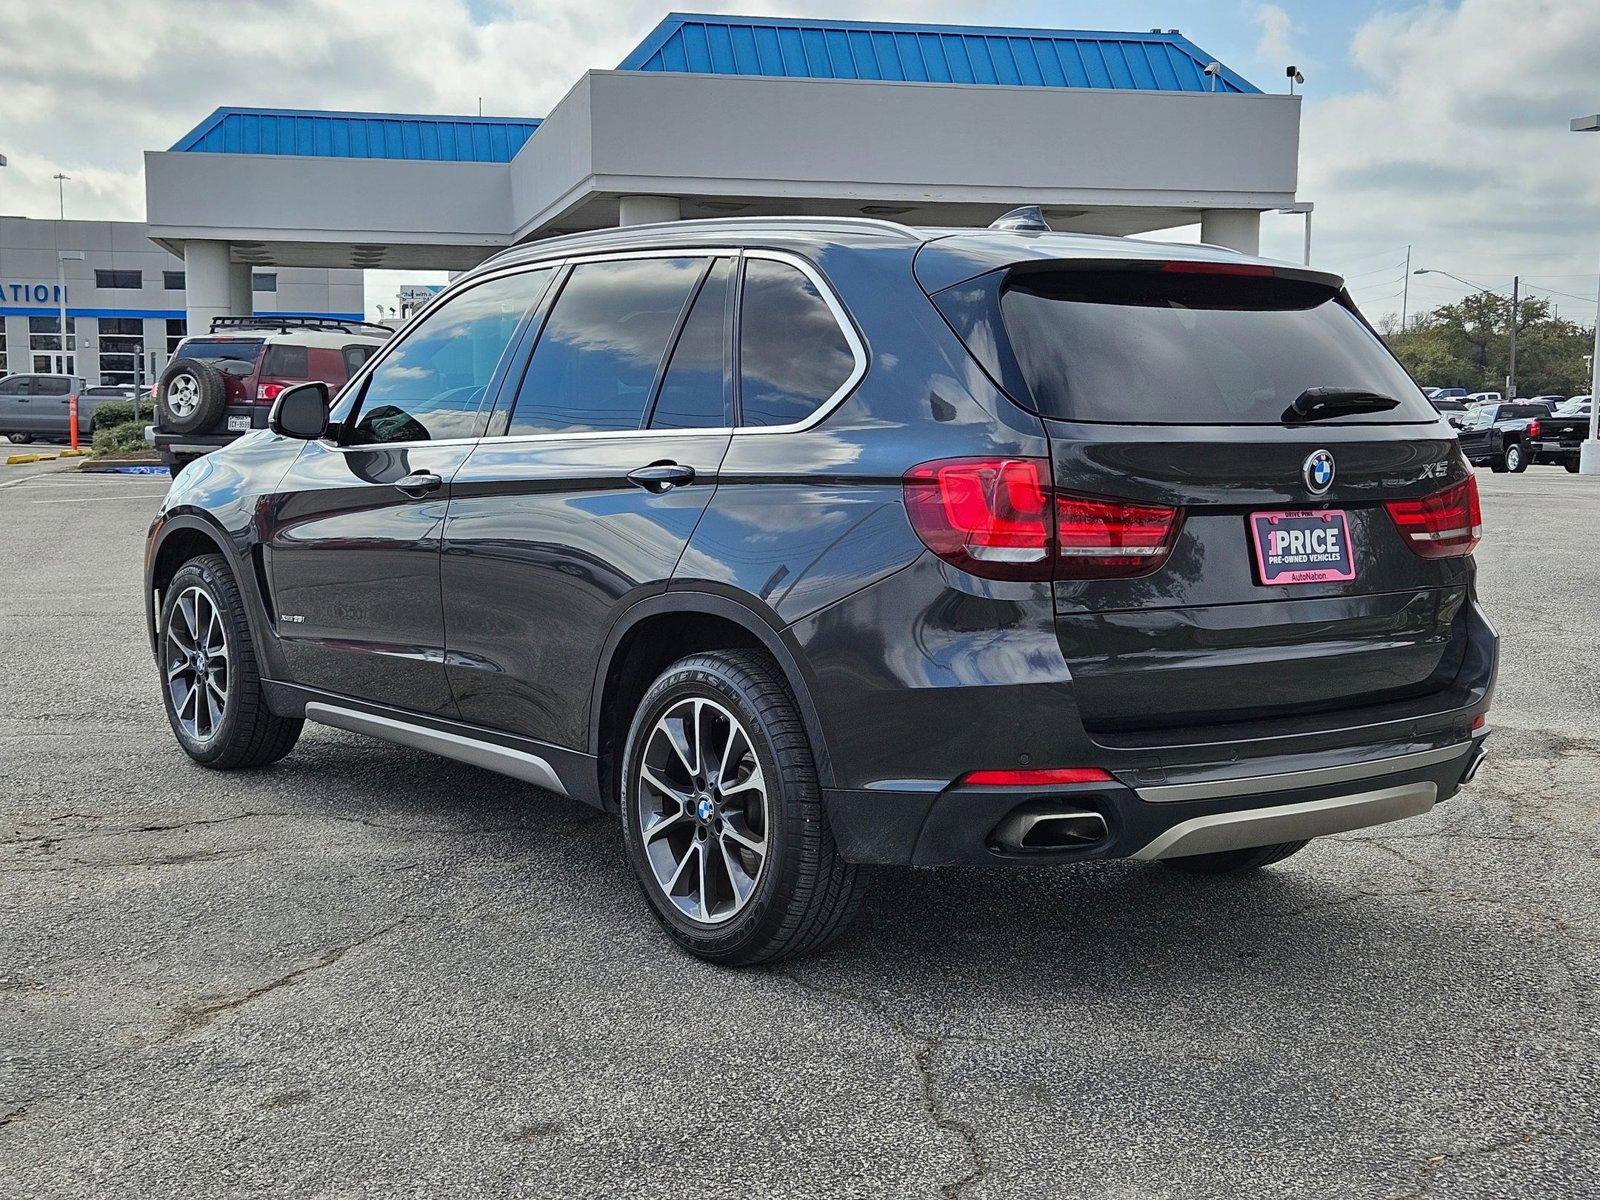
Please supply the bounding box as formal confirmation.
[210,315,393,337]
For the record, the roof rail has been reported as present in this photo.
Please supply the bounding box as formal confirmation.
[209,315,393,337]
[488,214,923,267]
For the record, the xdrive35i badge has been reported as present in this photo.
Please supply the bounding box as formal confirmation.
[1304,449,1335,495]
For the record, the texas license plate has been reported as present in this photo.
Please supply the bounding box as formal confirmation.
[1249,509,1356,585]
[227,415,250,432]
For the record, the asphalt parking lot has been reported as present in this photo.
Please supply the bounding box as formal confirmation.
[1,465,1596,1199]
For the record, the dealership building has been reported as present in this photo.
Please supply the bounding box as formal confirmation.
[0,217,361,385]
[7,13,1305,385]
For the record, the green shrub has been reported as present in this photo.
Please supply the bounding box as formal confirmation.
[91,420,150,457]
[88,398,143,429]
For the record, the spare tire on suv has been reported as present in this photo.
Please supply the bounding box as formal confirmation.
[157,358,228,435]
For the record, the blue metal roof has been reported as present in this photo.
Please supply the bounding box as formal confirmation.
[171,108,542,162]
[618,13,1259,94]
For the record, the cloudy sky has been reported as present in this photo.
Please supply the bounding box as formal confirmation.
[0,0,1596,323]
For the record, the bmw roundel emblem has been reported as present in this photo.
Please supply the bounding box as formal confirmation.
[1304,449,1335,495]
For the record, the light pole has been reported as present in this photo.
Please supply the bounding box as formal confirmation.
[1277,202,1314,265]
[1414,267,1520,398]
[52,173,69,221]
[56,251,84,376]
[1571,114,1599,474]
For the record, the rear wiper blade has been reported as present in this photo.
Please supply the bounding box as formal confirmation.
[1284,387,1401,422]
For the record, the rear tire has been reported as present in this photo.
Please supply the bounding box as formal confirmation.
[1565,459,1580,474]
[1505,442,1528,473]
[158,358,228,435]
[619,649,867,965]
[158,553,302,769]
[8,433,33,445]
[1159,839,1310,874]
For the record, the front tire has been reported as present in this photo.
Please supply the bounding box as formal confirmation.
[619,650,866,965]
[159,554,302,769]
[1160,839,1310,874]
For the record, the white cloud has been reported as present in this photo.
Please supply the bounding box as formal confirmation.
[1253,3,1296,66]
[1277,0,1600,321]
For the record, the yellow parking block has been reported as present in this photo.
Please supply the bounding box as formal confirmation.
[6,453,46,465]
[58,449,89,458]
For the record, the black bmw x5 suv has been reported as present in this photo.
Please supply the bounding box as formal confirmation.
[145,216,1495,964]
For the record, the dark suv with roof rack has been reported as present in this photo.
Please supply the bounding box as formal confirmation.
[150,316,392,476]
[143,213,1494,965]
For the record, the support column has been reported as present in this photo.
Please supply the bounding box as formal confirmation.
[618,195,681,226]
[1199,209,1262,256]
[182,240,238,333]
[228,261,253,318]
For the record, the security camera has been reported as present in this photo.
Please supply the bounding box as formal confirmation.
[1203,61,1222,91]
[1286,65,1304,83]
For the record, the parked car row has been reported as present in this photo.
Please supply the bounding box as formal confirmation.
[0,375,146,443]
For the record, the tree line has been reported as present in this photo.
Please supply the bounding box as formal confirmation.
[1380,293,1595,396]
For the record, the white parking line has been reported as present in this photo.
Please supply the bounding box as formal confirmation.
[31,493,170,504]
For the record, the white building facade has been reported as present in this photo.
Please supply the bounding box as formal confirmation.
[0,216,362,385]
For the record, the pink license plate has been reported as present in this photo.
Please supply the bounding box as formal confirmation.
[1249,509,1356,585]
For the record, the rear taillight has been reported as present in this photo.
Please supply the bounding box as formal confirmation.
[1054,492,1182,579]
[903,458,1051,580]
[1384,476,1482,559]
[257,381,286,403]
[1527,419,1540,439]
[903,457,1181,581]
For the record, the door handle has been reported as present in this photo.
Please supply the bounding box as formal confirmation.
[627,462,696,493]
[394,470,443,496]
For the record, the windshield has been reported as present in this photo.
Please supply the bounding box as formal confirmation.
[1555,397,1591,415]
[178,338,264,377]
[1462,407,1498,429]
[997,270,1434,425]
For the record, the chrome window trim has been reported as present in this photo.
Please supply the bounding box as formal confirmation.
[325,246,867,452]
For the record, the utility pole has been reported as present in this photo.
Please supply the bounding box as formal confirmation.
[1401,245,1411,330]
[52,173,69,221]
[1507,275,1519,398]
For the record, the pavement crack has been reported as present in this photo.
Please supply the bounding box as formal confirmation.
[769,968,990,1198]
[174,916,416,1032]
[1387,1130,1544,1199]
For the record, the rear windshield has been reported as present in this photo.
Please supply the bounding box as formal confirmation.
[996,270,1433,425]
[179,339,264,377]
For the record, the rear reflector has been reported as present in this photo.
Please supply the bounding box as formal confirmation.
[904,457,1181,582]
[1384,476,1482,559]
[961,767,1113,787]
[1160,260,1276,277]
[1471,714,1488,732]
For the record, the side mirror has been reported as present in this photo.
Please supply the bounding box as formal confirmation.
[269,381,330,440]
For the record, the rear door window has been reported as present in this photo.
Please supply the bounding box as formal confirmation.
[33,377,71,396]
[506,257,704,436]
[738,259,857,428]
[261,344,310,379]
[993,269,1435,425]
[649,258,733,430]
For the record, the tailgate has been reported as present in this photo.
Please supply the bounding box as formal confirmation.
[1047,426,1474,731]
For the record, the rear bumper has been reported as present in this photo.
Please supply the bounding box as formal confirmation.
[154,405,268,458]
[824,732,1487,866]
[1530,439,1581,461]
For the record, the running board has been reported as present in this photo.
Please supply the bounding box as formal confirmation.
[303,702,568,797]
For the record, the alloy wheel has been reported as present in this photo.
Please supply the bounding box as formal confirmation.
[165,585,228,741]
[166,373,201,418]
[636,696,769,926]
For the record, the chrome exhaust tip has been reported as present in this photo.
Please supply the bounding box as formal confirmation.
[1460,742,1488,786]
[991,804,1108,853]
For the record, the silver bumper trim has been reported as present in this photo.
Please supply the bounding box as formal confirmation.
[304,702,568,797]
[1133,781,1438,861]
[1132,742,1474,804]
